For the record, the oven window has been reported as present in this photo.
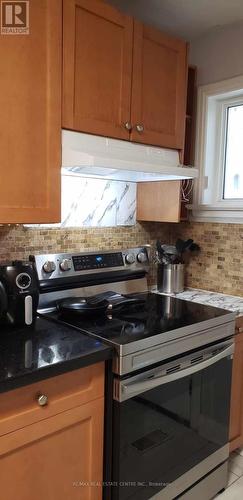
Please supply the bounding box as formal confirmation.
[112,356,232,500]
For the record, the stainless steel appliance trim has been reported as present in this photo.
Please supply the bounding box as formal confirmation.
[38,277,148,311]
[33,246,150,281]
[150,447,228,500]
[114,340,234,401]
[117,314,236,356]
[178,462,227,500]
[114,320,235,375]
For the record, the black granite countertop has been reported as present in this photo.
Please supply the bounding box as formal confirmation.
[0,316,113,393]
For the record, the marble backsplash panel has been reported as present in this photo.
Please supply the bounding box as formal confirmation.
[39,176,136,228]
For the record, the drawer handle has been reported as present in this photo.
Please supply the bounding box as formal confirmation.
[37,394,48,407]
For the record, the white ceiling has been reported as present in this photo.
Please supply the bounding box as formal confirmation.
[107,0,243,40]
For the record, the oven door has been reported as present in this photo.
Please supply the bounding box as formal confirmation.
[112,339,234,500]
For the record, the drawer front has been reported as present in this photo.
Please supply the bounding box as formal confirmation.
[0,362,104,436]
[0,397,104,500]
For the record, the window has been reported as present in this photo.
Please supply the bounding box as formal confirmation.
[192,76,243,222]
[223,104,243,199]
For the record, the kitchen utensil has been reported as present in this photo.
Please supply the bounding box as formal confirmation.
[156,240,163,256]
[190,243,200,252]
[57,296,110,316]
[161,244,178,255]
[183,239,194,252]
[175,238,185,255]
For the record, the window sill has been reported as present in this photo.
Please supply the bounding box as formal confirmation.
[187,205,243,223]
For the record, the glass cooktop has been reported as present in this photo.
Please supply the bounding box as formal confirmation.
[44,292,233,346]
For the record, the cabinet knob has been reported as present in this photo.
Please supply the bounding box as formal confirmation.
[124,121,132,131]
[37,394,48,407]
[136,124,144,133]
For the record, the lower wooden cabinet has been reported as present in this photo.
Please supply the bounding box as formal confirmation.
[0,363,105,500]
[230,327,243,452]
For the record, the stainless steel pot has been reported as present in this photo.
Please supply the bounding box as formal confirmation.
[157,263,184,294]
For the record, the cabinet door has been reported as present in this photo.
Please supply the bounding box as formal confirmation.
[131,21,187,149]
[230,331,243,451]
[0,397,104,500]
[137,181,181,222]
[63,0,133,140]
[0,363,104,436]
[0,0,62,223]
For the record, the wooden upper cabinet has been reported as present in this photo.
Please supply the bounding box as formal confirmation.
[62,0,133,140]
[131,21,188,149]
[0,0,62,223]
[137,180,182,223]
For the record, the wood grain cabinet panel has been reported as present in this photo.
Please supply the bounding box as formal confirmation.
[63,0,133,140]
[230,329,243,452]
[0,363,104,437]
[0,0,62,223]
[136,180,182,222]
[131,21,188,149]
[0,397,104,500]
[0,363,105,500]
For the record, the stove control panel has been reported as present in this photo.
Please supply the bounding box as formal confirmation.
[73,252,124,271]
[31,246,150,281]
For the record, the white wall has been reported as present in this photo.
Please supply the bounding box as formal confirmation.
[190,21,243,85]
[109,0,243,87]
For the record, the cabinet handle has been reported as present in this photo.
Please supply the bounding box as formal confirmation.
[124,121,132,131]
[136,124,144,133]
[37,394,48,407]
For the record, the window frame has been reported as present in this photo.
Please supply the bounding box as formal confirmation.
[191,75,243,222]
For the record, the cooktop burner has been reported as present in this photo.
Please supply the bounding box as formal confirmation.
[45,292,232,347]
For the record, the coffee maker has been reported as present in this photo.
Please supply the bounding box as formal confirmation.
[0,261,39,327]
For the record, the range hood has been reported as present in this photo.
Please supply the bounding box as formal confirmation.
[62,130,198,182]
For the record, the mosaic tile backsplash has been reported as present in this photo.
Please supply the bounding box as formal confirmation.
[0,222,169,285]
[1,221,243,296]
[171,221,243,297]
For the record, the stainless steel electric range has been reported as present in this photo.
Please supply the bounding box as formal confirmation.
[32,247,236,500]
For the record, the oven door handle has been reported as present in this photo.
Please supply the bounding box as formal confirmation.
[118,343,234,401]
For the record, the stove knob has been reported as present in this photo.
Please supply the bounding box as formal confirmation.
[43,261,56,274]
[60,259,72,271]
[137,252,147,263]
[125,253,135,264]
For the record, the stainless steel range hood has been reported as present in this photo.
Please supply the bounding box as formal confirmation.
[62,130,198,182]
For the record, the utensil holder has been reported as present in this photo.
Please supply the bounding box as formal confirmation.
[157,263,184,294]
